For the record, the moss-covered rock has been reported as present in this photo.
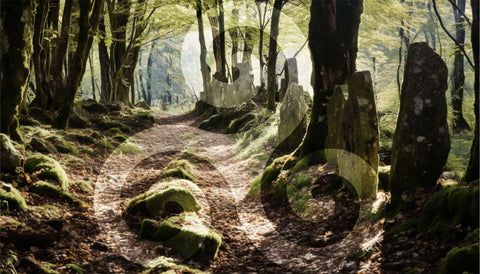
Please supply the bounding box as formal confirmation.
[422,186,479,232]
[0,183,27,211]
[69,111,90,129]
[159,159,197,181]
[30,181,82,205]
[81,100,108,114]
[199,110,236,130]
[68,134,95,145]
[143,215,221,262]
[127,182,201,216]
[438,246,479,274]
[228,113,256,133]
[135,112,156,129]
[142,256,204,274]
[112,134,128,142]
[1,133,24,172]
[29,107,53,124]
[118,141,141,154]
[29,137,57,154]
[24,153,69,189]
[98,120,132,133]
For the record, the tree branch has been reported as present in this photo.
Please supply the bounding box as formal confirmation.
[432,0,474,69]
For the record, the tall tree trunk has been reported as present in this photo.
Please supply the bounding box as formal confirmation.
[218,0,226,79]
[256,1,266,89]
[98,14,111,103]
[0,0,34,141]
[266,0,283,111]
[463,0,479,182]
[196,0,211,94]
[138,50,148,104]
[207,1,227,82]
[89,49,96,101]
[31,0,49,109]
[230,9,239,68]
[53,0,104,129]
[146,42,155,106]
[50,0,73,106]
[296,0,363,159]
[451,0,470,133]
[242,28,253,68]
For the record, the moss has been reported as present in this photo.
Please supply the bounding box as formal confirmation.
[68,134,95,145]
[160,168,195,181]
[385,219,418,238]
[438,246,479,274]
[81,101,108,114]
[142,256,204,274]
[0,184,27,211]
[30,181,83,205]
[29,107,53,124]
[228,113,256,133]
[90,132,102,139]
[247,175,262,199]
[54,142,79,155]
[422,186,479,232]
[145,187,201,216]
[127,184,201,216]
[110,127,122,134]
[140,218,157,239]
[98,120,132,133]
[96,138,115,151]
[134,112,156,129]
[148,215,222,262]
[118,142,141,154]
[199,110,237,130]
[24,153,69,189]
[181,133,197,140]
[74,180,93,190]
[112,134,128,142]
[66,263,83,274]
[19,116,40,126]
[465,228,480,243]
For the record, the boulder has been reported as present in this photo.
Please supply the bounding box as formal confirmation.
[68,111,90,129]
[140,215,222,262]
[24,153,69,189]
[389,42,450,196]
[278,83,307,152]
[81,100,108,114]
[126,179,201,216]
[30,181,83,205]
[29,137,57,154]
[0,182,27,211]
[135,100,151,110]
[0,133,24,172]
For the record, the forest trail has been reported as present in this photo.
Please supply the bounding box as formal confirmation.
[92,113,385,273]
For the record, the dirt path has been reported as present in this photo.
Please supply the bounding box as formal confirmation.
[92,114,385,273]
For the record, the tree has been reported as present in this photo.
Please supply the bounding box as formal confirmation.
[0,0,34,141]
[463,0,479,182]
[196,0,211,94]
[450,0,471,133]
[53,0,104,129]
[296,0,363,159]
[266,0,286,111]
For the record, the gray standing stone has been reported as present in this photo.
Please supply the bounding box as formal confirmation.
[279,58,299,102]
[278,83,307,152]
[1,134,24,172]
[325,72,379,199]
[389,42,450,196]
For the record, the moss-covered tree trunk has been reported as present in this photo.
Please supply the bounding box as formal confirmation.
[451,0,471,133]
[98,14,111,103]
[266,0,283,111]
[53,0,104,129]
[463,0,479,182]
[0,0,34,141]
[296,0,363,159]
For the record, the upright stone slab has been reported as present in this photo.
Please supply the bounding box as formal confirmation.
[325,72,379,199]
[278,83,307,152]
[279,58,299,102]
[389,42,450,196]
[232,62,256,106]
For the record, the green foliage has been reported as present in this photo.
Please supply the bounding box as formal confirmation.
[66,263,84,274]
[0,184,27,211]
[30,181,83,205]
[25,153,70,189]
[438,246,479,274]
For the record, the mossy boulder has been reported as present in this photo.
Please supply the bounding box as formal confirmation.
[142,256,204,274]
[24,153,69,189]
[422,186,479,231]
[141,215,221,262]
[127,181,201,216]
[112,134,128,143]
[438,246,479,274]
[29,107,53,124]
[98,120,132,133]
[159,159,197,181]
[0,183,27,211]
[81,100,108,114]
[1,133,24,172]
[29,181,82,205]
[134,112,156,129]
[29,137,57,154]
[135,100,151,110]
[199,110,236,130]
[69,111,90,129]
[68,134,95,145]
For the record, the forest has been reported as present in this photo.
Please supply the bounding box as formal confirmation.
[0,0,478,273]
